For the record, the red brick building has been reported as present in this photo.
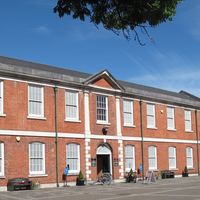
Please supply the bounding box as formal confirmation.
[0,56,200,190]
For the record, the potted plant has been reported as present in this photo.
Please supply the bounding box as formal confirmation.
[76,171,85,186]
[126,168,137,183]
[182,166,189,177]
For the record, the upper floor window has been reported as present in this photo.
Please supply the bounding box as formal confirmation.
[184,110,192,132]
[167,107,175,130]
[0,143,4,176]
[28,85,44,117]
[66,143,80,174]
[147,104,156,128]
[125,145,135,172]
[65,91,79,121]
[0,81,4,115]
[168,147,176,169]
[123,100,134,126]
[186,147,193,169]
[96,95,108,123]
[148,146,157,170]
[29,142,45,175]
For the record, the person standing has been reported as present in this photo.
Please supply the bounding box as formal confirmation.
[63,164,69,187]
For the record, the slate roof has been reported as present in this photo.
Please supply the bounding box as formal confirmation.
[0,56,199,108]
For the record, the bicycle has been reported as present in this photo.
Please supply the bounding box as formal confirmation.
[99,173,112,185]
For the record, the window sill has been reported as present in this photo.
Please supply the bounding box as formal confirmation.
[96,121,111,125]
[0,176,5,179]
[147,127,158,130]
[188,168,194,170]
[65,119,81,123]
[185,130,193,133]
[123,124,136,128]
[29,174,48,178]
[169,168,179,171]
[68,172,79,176]
[0,113,6,117]
[149,169,159,172]
[27,116,47,120]
[167,128,176,131]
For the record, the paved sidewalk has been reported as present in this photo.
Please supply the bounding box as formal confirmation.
[1,176,200,200]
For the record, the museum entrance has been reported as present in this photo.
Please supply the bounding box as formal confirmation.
[96,144,112,177]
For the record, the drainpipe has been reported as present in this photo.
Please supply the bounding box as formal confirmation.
[195,110,200,175]
[54,86,59,187]
[139,100,145,179]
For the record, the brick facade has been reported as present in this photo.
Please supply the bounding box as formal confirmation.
[0,56,200,190]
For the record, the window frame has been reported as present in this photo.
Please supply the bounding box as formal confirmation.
[123,100,134,126]
[168,147,176,169]
[29,142,45,175]
[28,84,44,118]
[167,107,175,130]
[65,90,79,121]
[96,95,108,124]
[147,104,156,128]
[148,146,157,170]
[66,143,80,174]
[0,143,4,177]
[184,110,192,132]
[125,145,135,172]
[186,147,193,169]
[0,81,4,115]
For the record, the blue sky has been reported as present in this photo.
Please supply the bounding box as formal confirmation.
[0,0,200,96]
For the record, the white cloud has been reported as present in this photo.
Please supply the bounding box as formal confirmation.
[127,48,200,97]
[33,26,52,35]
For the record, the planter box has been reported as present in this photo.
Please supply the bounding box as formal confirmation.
[182,173,189,177]
[76,179,85,186]
[161,170,175,179]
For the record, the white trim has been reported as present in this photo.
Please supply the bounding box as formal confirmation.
[123,99,134,127]
[96,95,109,124]
[147,103,156,128]
[0,130,199,144]
[116,96,121,136]
[65,90,79,121]
[92,91,113,97]
[148,146,157,170]
[0,143,4,176]
[84,91,91,134]
[28,84,44,118]
[0,81,4,115]
[27,116,47,120]
[168,146,176,170]
[143,99,196,111]
[66,143,80,174]
[29,142,45,175]
[88,84,121,92]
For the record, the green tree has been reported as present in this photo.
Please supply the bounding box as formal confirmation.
[54,0,183,44]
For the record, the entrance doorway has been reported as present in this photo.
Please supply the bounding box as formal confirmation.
[96,144,112,177]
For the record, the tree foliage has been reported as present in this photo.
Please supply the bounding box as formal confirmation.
[54,0,183,44]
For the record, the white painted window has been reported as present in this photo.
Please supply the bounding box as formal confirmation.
[0,143,4,176]
[185,110,192,132]
[167,107,175,130]
[65,91,79,121]
[125,145,135,172]
[0,81,3,115]
[148,146,157,170]
[96,95,108,123]
[29,142,45,175]
[123,100,134,126]
[168,147,176,169]
[186,147,193,168]
[28,85,44,117]
[147,104,156,128]
[66,143,80,174]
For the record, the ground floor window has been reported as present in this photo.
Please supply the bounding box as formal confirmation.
[0,143,4,176]
[29,142,45,175]
[148,146,157,170]
[125,145,135,172]
[186,147,193,169]
[66,143,80,174]
[168,147,176,169]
